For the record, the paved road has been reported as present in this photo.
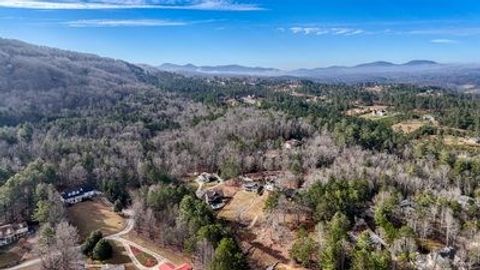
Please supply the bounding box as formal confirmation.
[6,209,171,270]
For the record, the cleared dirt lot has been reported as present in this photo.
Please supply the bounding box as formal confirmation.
[67,198,126,240]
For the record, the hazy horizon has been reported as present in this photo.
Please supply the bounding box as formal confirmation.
[1,0,480,69]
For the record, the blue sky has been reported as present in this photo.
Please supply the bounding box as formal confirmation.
[1,0,480,69]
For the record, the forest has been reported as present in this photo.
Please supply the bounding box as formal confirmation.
[1,39,480,270]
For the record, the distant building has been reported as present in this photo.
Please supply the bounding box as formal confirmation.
[61,184,101,204]
[204,190,225,210]
[241,95,258,105]
[243,182,261,193]
[196,172,221,184]
[284,139,302,149]
[264,181,276,192]
[423,114,436,123]
[0,222,28,246]
[372,109,387,117]
[416,246,455,270]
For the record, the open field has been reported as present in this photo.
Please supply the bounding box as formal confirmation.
[392,119,430,134]
[67,198,126,240]
[0,236,37,269]
[0,246,22,269]
[123,232,189,266]
[218,190,267,224]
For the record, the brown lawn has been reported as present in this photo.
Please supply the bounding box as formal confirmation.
[122,232,189,266]
[218,190,267,224]
[392,120,429,134]
[0,236,37,269]
[0,246,22,269]
[67,198,126,240]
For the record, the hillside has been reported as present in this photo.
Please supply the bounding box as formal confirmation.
[0,38,178,125]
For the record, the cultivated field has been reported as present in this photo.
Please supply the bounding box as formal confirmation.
[67,198,126,240]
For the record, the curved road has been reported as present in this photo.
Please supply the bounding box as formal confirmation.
[6,210,172,270]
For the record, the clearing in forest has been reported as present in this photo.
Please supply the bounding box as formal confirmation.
[67,198,126,240]
[218,190,267,225]
[392,119,430,134]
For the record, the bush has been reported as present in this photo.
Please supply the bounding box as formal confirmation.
[93,239,113,261]
[82,230,103,256]
[113,199,123,213]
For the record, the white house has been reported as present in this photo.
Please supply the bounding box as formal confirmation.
[0,223,28,247]
[61,184,101,204]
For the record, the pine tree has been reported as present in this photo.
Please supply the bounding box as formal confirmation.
[92,239,113,261]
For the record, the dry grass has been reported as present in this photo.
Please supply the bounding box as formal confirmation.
[106,241,133,265]
[67,198,126,240]
[0,246,22,269]
[392,120,429,134]
[218,190,267,224]
[443,135,480,147]
[122,232,189,266]
[418,238,444,252]
[0,236,37,269]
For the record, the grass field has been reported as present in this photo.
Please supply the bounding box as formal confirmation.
[123,232,188,265]
[218,190,267,224]
[67,198,126,240]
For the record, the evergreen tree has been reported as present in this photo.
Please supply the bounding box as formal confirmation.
[209,238,248,270]
[82,230,103,256]
[92,239,113,261]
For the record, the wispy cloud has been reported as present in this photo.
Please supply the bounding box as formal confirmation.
[65,19,189,27]
[430,39,458,44]
[288,26,364,36]
[0,0,264,11]
[407,27,480,36]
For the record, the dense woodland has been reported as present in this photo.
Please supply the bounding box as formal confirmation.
[1,39,480,269]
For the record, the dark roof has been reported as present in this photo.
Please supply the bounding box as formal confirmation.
[205,190,223,203]
[61,184,96,199]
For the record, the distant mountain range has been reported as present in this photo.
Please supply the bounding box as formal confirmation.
[157,60,480,90]
[158,60,439,75]
[158,63,281,75]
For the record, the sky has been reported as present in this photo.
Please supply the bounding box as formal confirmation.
[1,0,480,69]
